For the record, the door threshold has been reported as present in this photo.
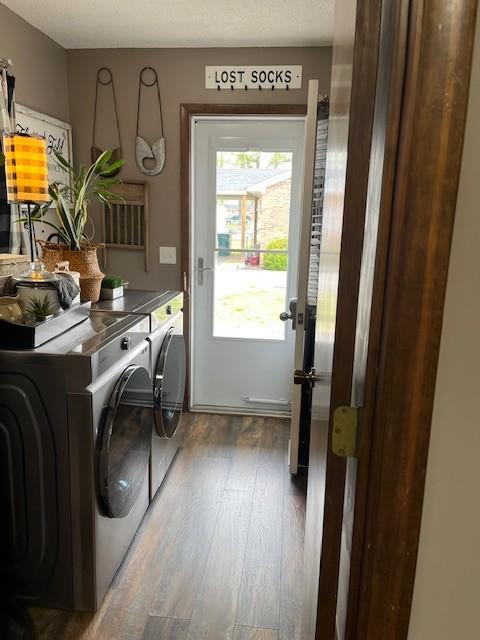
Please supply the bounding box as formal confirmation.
[189,405,291,419]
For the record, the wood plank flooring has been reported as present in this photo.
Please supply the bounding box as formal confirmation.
[30,413,306,640]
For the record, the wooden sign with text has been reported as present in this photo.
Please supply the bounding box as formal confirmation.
[205,66,302,90]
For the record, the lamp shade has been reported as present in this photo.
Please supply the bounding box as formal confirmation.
[3,133,49,204]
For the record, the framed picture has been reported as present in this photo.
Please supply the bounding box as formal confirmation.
[15,104,73,191]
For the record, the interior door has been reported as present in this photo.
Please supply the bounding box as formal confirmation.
[301,0,391,637]
[191,117,304,413]
[288,80,330,474]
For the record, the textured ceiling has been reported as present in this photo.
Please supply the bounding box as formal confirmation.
[2,0,334,48]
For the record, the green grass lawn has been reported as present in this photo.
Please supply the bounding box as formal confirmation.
[214,285,286,338]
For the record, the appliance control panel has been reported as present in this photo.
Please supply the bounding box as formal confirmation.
[94,318,149,378]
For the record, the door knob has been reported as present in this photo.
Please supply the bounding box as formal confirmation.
[280,297,298,329]
[197,257,214,285]
[293,368,329,386]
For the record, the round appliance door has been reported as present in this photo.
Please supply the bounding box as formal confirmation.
[98,365,153,518]
[154,328,186,438]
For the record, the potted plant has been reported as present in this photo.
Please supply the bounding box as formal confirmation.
[25,296,55,322]
[30,150,124,303]
[100,275,125,300]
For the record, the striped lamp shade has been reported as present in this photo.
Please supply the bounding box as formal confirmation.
[3,133,49,204]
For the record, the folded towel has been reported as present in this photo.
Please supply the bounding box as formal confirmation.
[3,273,80,310]
[53,273,81,309]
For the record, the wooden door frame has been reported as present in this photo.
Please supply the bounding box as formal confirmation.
[318,0,478,638]
[179,103,307,411]
[348,0,478,637]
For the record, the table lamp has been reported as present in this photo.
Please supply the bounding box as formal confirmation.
[3,132,49,269]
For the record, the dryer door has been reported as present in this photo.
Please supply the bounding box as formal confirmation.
[98,365,152,518]
[154,328,186,438]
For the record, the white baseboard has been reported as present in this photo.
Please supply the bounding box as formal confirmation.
[189,404,291,419]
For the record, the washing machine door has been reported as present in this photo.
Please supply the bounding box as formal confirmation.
[98,365,153,518]
[154,328,186,438]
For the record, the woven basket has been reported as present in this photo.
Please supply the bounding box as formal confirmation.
[38,241,65,272]
[62,245,105,303]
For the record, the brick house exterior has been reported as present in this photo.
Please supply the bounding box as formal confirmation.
[255,177,291,246]
[216,167,292,249]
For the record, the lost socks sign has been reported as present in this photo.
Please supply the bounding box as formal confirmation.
[205,66,302,90]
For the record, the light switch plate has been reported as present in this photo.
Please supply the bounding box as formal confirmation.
[159,246,177,264]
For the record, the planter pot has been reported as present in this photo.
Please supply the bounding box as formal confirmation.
[39,242,64,272]
[63,246,104,303]
[100,285,124,300]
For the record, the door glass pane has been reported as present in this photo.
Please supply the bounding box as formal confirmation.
[213,150,293,340]
[213,251,288,340]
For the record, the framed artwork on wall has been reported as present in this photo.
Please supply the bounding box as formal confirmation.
[15,104,73,191]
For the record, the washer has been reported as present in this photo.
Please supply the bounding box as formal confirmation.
[147,297,185,500]
[0,310,153,611]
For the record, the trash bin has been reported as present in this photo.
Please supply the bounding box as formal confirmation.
[217,233,231,257]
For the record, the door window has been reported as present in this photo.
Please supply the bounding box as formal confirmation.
[214,151,293,340]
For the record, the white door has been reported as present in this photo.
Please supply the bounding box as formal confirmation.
[191,117,305,413]
[288,80,331,473]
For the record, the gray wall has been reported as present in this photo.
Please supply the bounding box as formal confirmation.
[0,2,69,121]
[408,12,480,640]
[66,47,332,289]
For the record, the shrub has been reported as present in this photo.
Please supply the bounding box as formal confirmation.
[263,237,288,271]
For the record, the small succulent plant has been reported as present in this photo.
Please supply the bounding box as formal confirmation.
[26,297,55,320]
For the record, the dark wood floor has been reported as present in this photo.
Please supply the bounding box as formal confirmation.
[30,413,307,639]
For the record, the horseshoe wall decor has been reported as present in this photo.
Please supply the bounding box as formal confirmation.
[135,67,166,176]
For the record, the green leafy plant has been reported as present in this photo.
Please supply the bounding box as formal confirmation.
[27,150,124,250]
[25,296,55,320]
[263,237,288,271]
[102,275,123,289]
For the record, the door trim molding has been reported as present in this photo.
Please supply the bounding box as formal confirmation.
[180,103,307,410]
[345,0,478,638]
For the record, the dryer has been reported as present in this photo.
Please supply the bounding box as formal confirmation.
[92,290,186,502]
[147,294,185,500]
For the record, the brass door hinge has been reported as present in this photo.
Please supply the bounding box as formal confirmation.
[332,406,360,458]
